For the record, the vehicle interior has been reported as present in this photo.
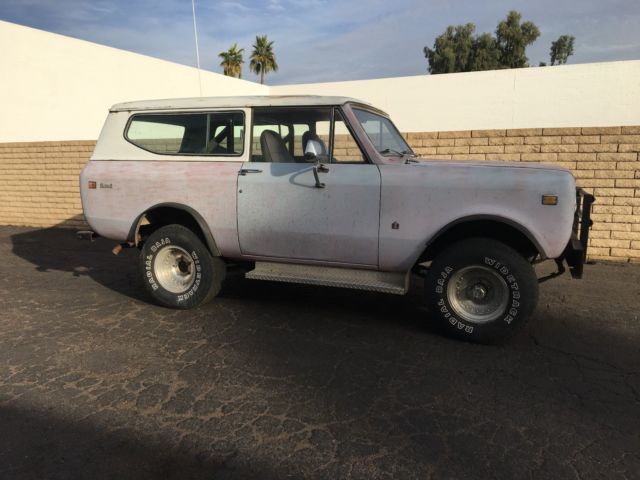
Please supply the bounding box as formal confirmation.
[251,107,333,163]
[179,112,244,155]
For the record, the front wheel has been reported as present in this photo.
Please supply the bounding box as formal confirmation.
[140,224,225,309]
[424,238,539,344]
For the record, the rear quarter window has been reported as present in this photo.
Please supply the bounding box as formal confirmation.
[125,111,244,156]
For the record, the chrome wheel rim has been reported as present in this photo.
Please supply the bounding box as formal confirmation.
[447,266,509,324]
[154,246,196,294]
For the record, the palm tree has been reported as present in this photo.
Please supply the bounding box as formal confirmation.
[218,43,244,78]
[250,35,278,84]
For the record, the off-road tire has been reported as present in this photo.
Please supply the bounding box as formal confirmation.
[425,238,538,344]
[140,224,225,309]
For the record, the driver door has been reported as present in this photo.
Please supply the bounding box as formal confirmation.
[237,107,381,266]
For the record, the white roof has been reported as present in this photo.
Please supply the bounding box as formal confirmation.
[111,95,372,112]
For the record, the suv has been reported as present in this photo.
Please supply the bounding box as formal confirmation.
[80,95,594,343]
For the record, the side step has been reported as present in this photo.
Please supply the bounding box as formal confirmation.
[245,262,409,295]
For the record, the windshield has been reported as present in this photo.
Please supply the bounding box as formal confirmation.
[352,108,413,156]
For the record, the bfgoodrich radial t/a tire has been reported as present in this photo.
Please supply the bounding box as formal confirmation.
[140,224,225,309]
[425,238,539,344]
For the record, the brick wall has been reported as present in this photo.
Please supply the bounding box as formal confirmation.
[0,141,94,228]
[0,127,638,262]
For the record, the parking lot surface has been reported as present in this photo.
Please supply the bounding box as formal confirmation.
[0,226,639,479]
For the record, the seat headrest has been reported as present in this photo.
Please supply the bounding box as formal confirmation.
[260,130,292,163]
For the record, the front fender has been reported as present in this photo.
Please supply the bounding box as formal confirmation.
[377,163,576,271]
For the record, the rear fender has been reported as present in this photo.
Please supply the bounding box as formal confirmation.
[128,203,221,256]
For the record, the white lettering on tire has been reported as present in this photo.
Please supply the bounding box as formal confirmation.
[150,237,171,253]
[434,257,525,334]
[485,256,522,324]
[436,298,474,334]
[434,266,474,334]
[435,266,453,294]
[174,249,202,303]
[145,254,159,291]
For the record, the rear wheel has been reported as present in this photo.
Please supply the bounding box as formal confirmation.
[140,224,225,309]
[424,238,538,344]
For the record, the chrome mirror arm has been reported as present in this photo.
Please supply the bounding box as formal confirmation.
[312,165,325,188]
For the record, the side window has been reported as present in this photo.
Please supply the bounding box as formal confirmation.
[206,115,245,155]
[252,107,331,163]
[127,114,188,153]
[332,110,366,163]
[126,111,244,156]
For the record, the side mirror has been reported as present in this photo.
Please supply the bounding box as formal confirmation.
[304,139,323,161]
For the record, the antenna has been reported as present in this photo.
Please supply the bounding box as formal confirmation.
[191,0,203,96]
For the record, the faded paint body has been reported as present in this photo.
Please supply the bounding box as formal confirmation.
[237,163,381,266]
[378,162,575,271]
[81,95,577,275]
[80,161,241,256]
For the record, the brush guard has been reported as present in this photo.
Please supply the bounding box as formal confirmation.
[539,189,595,282]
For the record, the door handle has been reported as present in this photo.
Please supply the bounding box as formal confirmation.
[239,168,263,175]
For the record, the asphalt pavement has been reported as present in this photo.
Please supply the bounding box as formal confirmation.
[0,226,639,479]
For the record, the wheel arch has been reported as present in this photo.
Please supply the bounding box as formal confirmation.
[418,215,545,265]
[127,203,221,256]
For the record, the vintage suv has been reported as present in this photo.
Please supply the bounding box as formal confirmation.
[80,95,594,343]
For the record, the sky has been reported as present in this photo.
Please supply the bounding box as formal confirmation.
[1,0,639,85]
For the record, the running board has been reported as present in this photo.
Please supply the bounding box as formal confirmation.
[245,262,409,295]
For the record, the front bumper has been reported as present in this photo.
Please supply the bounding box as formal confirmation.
[563,188,595,278]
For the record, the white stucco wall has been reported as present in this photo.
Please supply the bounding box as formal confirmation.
[271,61,640,132]
[0,20,268,142]
[1,20,639,143]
